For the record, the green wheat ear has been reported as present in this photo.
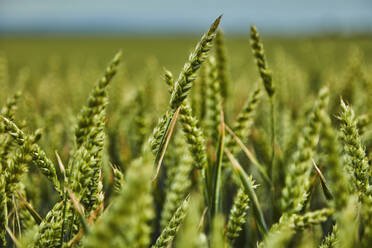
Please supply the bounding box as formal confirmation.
[162,68,208,170]
[169,15,222,110]
[150,15,221,162]
[0,116,61,196]
[338,100,372,246]
[179,103,208,170]
[258,208,333,248]
[319,225,337,248]
[225,188,249,245]
[250,25,274,98]
[250,24,277,198]
[84,149,154,248]
[0,92,22,176]
[74,50,122,147]
[283,208,334,230]
[70,50,122,214]
[111,164,124,194]
[339,99,370,198]
[319,108,351,211]
[226,149,268,233]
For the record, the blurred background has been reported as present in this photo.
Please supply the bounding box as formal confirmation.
[1,0,372,72]
[1,0,372,34]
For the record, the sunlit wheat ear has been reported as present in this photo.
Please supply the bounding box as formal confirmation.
[111,164,124,194]
[150,15,221,162]
[339,99,370,198]
[164,68,174,93]
[225,188,249,245]
[74,50,121,147]
[70,51,121,214]
[169,15,222,110]
[258,208,333,248]
[33,201,65,247]
[84,149,154,248]
[179,103,208,170]
[225,149,268,233]
[338,100,372,246]
[151,111,172,155]
[32,52,122,247]
[319,109,350,210]
[0,92,22,177]
[164,68,208,170]
[281,208,334,230]
[250,25,274,98]
[319,224,337,248]
[250,24,277,190]
[0,116,61,196]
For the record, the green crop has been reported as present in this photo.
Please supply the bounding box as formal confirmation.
[0,16,371,248]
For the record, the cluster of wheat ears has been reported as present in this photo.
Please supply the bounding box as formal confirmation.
[0,16,372,248]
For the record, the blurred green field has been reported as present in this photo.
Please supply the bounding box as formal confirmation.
[1,35,372,111]
[2,35,372,76]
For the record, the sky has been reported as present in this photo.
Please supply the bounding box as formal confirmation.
[1,0,372,35]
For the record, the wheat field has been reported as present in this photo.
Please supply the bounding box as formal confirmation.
[0,17,372,248]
